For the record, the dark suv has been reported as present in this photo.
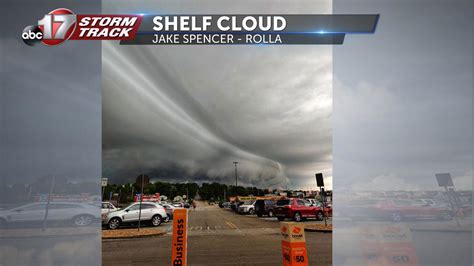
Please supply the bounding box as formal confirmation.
[255,199,275,217]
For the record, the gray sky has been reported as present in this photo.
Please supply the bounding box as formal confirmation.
[333,0,472,191]
[1,1,101,187]
[102,0,333,189]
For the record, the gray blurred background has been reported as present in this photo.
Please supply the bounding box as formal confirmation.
[0,0,101,265]
[333,0,472,265]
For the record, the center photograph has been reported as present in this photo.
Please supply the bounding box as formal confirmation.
[101,1,332,265]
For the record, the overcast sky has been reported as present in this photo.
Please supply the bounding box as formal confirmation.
[333,0,472,191]
[1,1,101,187]
[102,0,333,189]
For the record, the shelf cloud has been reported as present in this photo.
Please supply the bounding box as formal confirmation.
[102,43,332,189]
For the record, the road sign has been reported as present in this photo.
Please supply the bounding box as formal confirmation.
[280,222,308,266]
[315,173,324,187]
[435,173,454,187]
[135,174,150,189]
[171,208,188,266]
[101,178,108,187]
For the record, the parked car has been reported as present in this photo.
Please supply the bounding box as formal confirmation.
[219,201,231,208]
[306,200,332,217]
[102,202,118,215]
[459,203,473,217]
[306,199,317,206]
[159,203,176,222]
[337,198,381,220]
[273,198,324,222]
[101,202,119,223]
[374,199,454,222]
[106,202,167,230]
[230,201,244,212]
[0,202,99,227]
[208,198,216,205]
[238,201,256,215]
[255,199,275,217]
[172,202,184,208]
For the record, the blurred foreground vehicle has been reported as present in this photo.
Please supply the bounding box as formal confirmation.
[274,198,324,222]
[106,202,167,229]
[0,202,99,227]
[338,198,381,220]
[374,199,454,222]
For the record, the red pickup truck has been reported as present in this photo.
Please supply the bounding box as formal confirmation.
[273,198,324,222]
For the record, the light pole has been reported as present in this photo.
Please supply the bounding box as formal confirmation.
[233,162,238,187]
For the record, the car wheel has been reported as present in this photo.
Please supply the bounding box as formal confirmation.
[268,210,274,217]
[439,211,453,220]
[164,215,170,223]
[108,217,121,230]
[294,212,302,222]
[316,211,324,221]
[151,215,162,227]
[73,215,93,227]
[390,212,403,222]
[277,216,285,221]
[249,208,255,215]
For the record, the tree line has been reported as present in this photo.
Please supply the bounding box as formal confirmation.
[103,181,271,203]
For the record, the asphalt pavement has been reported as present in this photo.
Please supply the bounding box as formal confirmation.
[102,202,332,265]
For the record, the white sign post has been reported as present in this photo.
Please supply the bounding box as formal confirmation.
[101,178,108,200]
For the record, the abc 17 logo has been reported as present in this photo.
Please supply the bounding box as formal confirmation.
[22,8,76,46]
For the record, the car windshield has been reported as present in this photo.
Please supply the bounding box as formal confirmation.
[124,203,137,210]
[276,200,290,206]
[243,201,254,205]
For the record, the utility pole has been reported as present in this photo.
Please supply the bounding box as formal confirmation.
[233,161,238,187]
[138,174,145,231]
[42,176,55,232]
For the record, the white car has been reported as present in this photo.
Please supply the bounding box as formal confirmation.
[106,202,167,230]
[238,201,256,215]
[306,199,317,206]
[0,202,99,227]
[101,202,119,223]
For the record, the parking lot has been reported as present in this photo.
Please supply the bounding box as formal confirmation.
[102,201,332,265]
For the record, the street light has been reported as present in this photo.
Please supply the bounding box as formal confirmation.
[233,162,238,187]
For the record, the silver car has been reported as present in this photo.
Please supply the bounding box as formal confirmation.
[106,202,167,230]
[238,201,256,215]
[0,202,99,227]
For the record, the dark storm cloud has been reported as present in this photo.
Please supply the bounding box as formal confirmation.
[102,0,333,189]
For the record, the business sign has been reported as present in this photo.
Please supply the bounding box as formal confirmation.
[171,209,188,266]
[280,222,309,266]
[134,193,161,202]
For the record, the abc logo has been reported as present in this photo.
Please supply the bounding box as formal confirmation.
[22,25,42,46]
